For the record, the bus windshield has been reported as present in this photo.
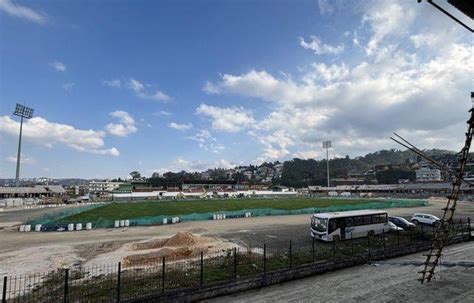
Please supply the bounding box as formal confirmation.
[312,217,328,232]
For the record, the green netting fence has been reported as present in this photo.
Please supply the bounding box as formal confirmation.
[26,203,106,226]
[30,198,428,230]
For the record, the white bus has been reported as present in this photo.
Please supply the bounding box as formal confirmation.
[310,210,390,242]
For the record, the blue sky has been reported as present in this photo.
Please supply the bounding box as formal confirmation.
[0,0,472,178]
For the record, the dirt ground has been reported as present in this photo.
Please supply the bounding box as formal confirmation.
[0,198,472,278]
[210,241,474,303]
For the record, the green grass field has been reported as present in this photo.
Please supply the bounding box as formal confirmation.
[59,197,399,222]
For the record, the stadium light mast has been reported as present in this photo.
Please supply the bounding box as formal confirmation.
[13,103,34,187]
[322,141,331,188]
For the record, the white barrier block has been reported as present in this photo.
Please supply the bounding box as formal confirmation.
[223,214,226,219]
[68,223,74,231]
[114,220,120,228]
[76,223,82,231]
[86,223,92,230]
[163,218,168,225]
[19,225,26,232]
[120,220,125,227]
[35,224,42,232]
[24,225,31,232]
[213,214,217,220]
[125,220,130,227]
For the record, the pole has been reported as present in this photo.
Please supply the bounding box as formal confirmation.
[233,247,237,280]
[468,218,472,240]
[200,251,204,289]
[326,147,330,188]
[289,240,292,268]
[263,244,267,278]
[161,257,165,293]
[15,116,23,187]
[2,276,6,303]
[312,237,315,263]
[64,269,69,303]
[116,262,121,303]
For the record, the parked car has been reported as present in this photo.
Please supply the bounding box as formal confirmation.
[388,221,404,232]
[389,216,416,230]
[411,213,440,226]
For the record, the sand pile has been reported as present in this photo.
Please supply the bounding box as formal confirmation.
[164,232,211,247]
[131,232,212,251]
[123,232,218,267]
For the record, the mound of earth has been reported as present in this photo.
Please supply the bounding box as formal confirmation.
[163,232,212,247]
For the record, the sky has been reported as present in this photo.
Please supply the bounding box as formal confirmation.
[0,0,472,179]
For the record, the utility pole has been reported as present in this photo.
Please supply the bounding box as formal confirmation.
[13,103,34,187]
[322,141,331,188]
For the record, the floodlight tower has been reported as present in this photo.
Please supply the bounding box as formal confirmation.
[322,141,331,188]
[13,103,34,187]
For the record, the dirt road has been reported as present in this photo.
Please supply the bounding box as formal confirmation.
[211,241,474,303]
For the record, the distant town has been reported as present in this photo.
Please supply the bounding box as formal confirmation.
[2,148,474,208]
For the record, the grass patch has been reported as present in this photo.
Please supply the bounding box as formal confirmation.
[58,197,390,222]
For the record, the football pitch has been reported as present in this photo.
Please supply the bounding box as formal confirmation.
[57,197,423,223]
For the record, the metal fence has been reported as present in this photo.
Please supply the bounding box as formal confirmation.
[2,218,472,302]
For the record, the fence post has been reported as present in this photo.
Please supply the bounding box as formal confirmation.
[332,239,336,261]
[289,240,292,269]
[312,237,315,263]
[200,251,204,289]
[351,233,354,256]
[63,268,69,303]
[263,244,267,278]
[367,234,371,261]
[116,262,121,303]
[382,230,386,256]
[233,247,237,280]
[2,276,6,303]
[468,218,472,239]
[161,257,165,294]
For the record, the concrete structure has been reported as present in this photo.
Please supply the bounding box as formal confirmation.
[308,182,474,197]
[0,185,66,207]
[88,180,123,194]
[416,167,442,182]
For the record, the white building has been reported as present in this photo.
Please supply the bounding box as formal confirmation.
[88,180,123,194]
[416,167,442,182]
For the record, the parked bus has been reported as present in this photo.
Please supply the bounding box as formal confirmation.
[310,210,390,242]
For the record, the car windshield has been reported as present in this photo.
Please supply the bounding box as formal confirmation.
[312,217,327,232]
[396,217,410,224]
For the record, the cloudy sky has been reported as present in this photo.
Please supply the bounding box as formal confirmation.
[0,0,472,179]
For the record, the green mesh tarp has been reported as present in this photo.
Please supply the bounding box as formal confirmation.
[26,204,106,226]
[37,198,428,229]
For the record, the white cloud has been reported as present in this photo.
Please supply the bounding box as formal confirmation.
[127,78,171,102]
[0,115,119,156]
[0,0,46,24]
[105,110,137,137]
[204,2,473,162]
[318,0,333,15]
[154,110,171,116]
[5,153,35,164]
[102,79,121,88]
[151,157,236,174]
[187,129,224,153]
[62,82,75,92]
[362,2,415,55]
[50,60,66,72]
[299,36,344,55]
[196,104,255,132]
[168,122,192,131]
